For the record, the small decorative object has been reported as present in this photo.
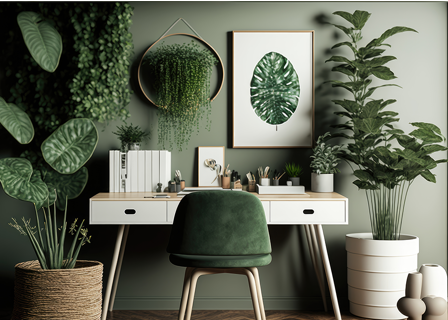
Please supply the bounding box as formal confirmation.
[272,170,285,186]
[258,166,270,185]
[156,183,162,193]
[221,164,231,189]
[233,179,242,190]
[180,180,186,190]
[233,31,314,148]
[112,123,150,153]
[246,171,256,192]
[139,18,224,151]
[310,132,341,192]
[419,264,448,301]
[169,181,176,193]
[422,296,447,320]
[397,272,426,320]
[198,146,225,187]
[286,181,292,186]
[285,162,302,186]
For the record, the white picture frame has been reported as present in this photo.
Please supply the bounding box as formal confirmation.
[197,146,225,187]
[232,30,315,148]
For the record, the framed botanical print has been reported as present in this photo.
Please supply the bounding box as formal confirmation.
[232,31,315,148]
[197,146,225,187]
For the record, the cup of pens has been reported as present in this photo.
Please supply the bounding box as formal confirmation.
[258,166,271,186]
[272,170,285,186]
[246,171,256,192]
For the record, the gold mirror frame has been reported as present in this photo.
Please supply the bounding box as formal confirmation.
[137,33,225,107]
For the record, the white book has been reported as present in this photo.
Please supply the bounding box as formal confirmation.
[109,150,115,192]
[114,151,121,192]
[159,150,171,192]
[144,150,152,192]
[128,150,138,192]
[137,150,145,192]
[122,152,129,192]
[151,150,160,192]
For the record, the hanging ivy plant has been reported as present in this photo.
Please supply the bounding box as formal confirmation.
[143,41,218,151]
[0,2,133,144]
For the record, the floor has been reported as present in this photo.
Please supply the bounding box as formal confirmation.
[105,310,368,320]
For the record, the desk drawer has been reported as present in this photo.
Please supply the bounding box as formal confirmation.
[90,201,167,224]
[270,200,347,224]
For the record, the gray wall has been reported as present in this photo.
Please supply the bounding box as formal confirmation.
[0,1,446,315]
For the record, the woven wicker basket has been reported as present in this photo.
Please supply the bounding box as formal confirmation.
[12,260,103,320]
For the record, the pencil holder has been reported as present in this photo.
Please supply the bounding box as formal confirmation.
[222,176,230,189]
[248,180,256,192]
[260,178,270,186]
[273,179,279,186]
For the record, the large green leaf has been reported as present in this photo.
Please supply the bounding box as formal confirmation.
[43,167,88,210]
[0,158,48,205]
[250,52,300,125]
[0,97,34,144]
[41,118,98,174]
[334,10,371,30]
[17,11,62,73]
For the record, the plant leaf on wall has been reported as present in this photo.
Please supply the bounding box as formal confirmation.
[0,97,34,144]
[0,158,48,206]
[41,118,98,175]
[17,11,62,73]
[43,167,88,211]
[250,52,300,125]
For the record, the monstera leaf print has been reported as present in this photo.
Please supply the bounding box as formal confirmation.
[250,52,300,125]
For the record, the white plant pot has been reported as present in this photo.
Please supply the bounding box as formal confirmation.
[346,233,419,319]
[311,173,334,192]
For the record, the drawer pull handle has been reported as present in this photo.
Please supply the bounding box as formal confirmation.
[125,209,136,215]
[303,209,314,215]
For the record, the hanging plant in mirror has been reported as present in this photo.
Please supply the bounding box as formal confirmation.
[142,40,218,151]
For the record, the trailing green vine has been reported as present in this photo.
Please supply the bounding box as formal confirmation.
[143,41,217,151]
[0,2,133,146]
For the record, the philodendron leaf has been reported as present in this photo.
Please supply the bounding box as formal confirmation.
[0,97,34,144]
[17,11,62,73]
[333,10,371,30]
[43,167,88,210]
[41,118,98,174]
[0,158,48,205]
[250,52,300,125]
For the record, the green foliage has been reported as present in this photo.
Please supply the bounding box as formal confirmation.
[250,51,300,125]
[0,98,34,144]
[0,2,133,140]
[112,123,150,151]
[9,199,91,270]
[143,41,218,151]
[285,162,303,177]
[310,132,342,174]
[327,10,447,240]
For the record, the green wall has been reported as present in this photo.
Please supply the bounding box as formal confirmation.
[0,1,446,315]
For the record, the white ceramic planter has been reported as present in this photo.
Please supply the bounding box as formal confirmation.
[419,264,448,300]
[311,173,334,192]
[346,233,419,319]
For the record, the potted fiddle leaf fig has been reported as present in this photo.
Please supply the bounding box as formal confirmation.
[310,132,341,192]
[326,10,447,319]
[0,11,102,319]
[143,41,218,151]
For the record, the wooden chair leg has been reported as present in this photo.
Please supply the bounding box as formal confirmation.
[248,267,266,320]
[178,267,194,320]
[241,268,262,320]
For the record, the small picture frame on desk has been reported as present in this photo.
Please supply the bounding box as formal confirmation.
[198,146,225,187]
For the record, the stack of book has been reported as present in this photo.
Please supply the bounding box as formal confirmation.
[109,150,171,192]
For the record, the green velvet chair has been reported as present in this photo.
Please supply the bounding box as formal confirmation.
[167,190,272,320]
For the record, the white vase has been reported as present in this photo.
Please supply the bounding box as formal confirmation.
[346,233,419,319]
[419,264,448,300]
[311,173,334,192]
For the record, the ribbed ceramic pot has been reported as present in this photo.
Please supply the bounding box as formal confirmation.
[346,233,419,319]
[311,173,334,192]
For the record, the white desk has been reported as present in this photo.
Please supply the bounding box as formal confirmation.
[89,191,348,320]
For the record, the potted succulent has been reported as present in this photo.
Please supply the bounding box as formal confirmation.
[326,10,447,319]
[0,11,102,319]
[143,41,218,151]
[310,132,341,192]
[112,123,150,152]
[285,162,303,186]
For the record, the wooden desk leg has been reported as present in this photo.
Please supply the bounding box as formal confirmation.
[313,224,341,320]
[304,225,328,312]
[101,225,129,320]
[109,225,130,310]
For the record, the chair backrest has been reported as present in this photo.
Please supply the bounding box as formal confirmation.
[167,191,271,256]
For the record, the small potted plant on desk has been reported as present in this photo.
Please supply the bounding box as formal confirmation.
[113,123,150,152]
[285,162,303,186]
[310,132,341,192]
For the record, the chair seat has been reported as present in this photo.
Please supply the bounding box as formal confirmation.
[169,253,272,268]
